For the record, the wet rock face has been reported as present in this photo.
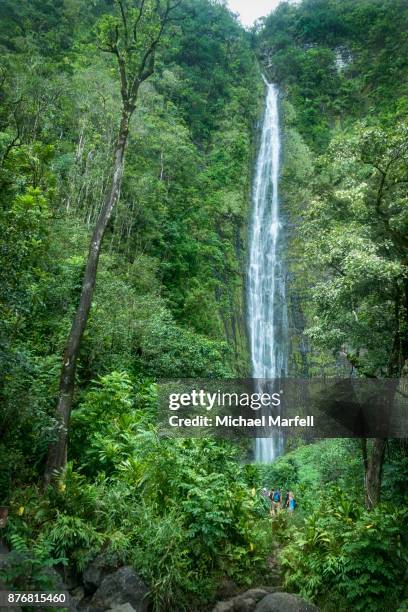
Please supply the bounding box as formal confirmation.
[213,589,319,612]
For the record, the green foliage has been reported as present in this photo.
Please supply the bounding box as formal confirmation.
[43,514,103,572]
[0,533,66,592]
[280,493,408,611]
[1,0,408,610]
[70,372,144,475]
[0,0,258,500]
[299,122,408,377]
[258,0,408,149]
[0,187,50,326]
[7,439,272,610]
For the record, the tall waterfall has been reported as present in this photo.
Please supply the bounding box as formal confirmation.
[248,78,288,463]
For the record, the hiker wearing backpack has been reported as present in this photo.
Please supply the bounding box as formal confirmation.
[288,491,296,513]
[269,488,281,515]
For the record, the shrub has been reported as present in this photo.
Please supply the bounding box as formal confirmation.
[280,488,408,612]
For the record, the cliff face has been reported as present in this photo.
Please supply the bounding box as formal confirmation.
[213,83,264,377]
[280,99,351,378]
[256,0,408,380]
[279,99,313,377]
[216,206,252,376]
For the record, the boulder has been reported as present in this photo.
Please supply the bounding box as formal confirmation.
[254,592,319,612]
[0,552,75,611]
[0,543,9,555]
[216,577,239,600]
[43,566,68,591]
[71,586,85,609]
[0,581,21,612]
[0,551,77,612]
[89,566,150,612]
[213,587,276,612]
[83,554,117,593]
[41,566,78,611]
[108,605,136,612]
[59,564,82,591]
[0,550,26,574]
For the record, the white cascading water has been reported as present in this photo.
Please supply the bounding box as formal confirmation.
[248,77,288,463]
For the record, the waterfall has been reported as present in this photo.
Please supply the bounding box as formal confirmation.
[248,78,288,463]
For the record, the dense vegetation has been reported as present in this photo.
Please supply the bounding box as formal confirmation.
[258,0,408,149]
[0,0,407,610]
[0,0,264,607]
[259,0,408,609]
[259,439,408,612]
[0,0,260,492]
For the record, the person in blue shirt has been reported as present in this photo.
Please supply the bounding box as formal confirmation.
[287,491,297,512]
[269,488,281,515]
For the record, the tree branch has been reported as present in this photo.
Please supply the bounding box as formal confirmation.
[133,0,147,43]
[113,47,129,103]
[0,99,23,167]
[117,0,128,45]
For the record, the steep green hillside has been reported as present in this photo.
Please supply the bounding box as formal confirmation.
[258,0,408,378]
[0,0,262,496]
[0,1,407,611]
[256,2,408,609]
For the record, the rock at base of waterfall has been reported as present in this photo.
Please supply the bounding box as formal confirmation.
[255,592,319,612]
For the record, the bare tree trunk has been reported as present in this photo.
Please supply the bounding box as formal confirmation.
[43,107,132,487]
[364,438,386,510]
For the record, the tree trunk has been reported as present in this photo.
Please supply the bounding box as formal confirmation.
[360,291,405,510]
[364,438,386,510]
[43,107,131,487]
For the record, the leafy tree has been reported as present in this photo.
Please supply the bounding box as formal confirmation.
[280,492,408,611]
[44,0,182,485]
[299,122,408,506]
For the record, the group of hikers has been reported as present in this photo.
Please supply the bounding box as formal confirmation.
[262,487,297,515]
